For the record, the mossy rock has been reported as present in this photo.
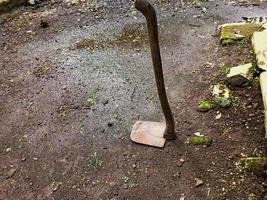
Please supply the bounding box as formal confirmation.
[220,23,262,46]
[186,136,212,146]
[236,157,267,177]
[196,100,214,112]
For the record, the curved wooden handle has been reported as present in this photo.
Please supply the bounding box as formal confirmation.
[135,0,176,140]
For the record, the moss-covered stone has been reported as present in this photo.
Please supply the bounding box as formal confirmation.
[186,136,212,146]
[236,157,267,177]
[220,23,263,46]
[196,100,214,112]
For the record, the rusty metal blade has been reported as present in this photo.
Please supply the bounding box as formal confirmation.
[130,121,166,148]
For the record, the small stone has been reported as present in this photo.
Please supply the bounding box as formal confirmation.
[176,159,184,167]
[50,181,62,192]
[212,84,232,108]
[107,122,113,127]
[21,157,26,161]
[195,178,204,187]
[40,20,49,28]
[6,147,11,152]
[29,0,35,5]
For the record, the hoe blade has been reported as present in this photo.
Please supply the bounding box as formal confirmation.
[130,121,166,148]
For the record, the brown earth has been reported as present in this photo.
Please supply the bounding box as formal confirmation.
[0,0,267,199]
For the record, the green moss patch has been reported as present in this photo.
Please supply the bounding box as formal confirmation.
[196,100,214,112]
[213,96,232,108]
[186,136,212,146]
[221,23,262,39]
[236,157,267,177]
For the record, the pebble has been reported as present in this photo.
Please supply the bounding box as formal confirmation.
[40,20,49,28]
[108,122,113,127]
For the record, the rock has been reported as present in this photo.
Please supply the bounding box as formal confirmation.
[196,100,213,112]
[260,72,267,139]
[219,22,263,45]
[50,181,62,192]
[227,63,254,86]
[212,84,232,107]
[6,147,11,152]
[252,29,267,71]
[176,158,185,167]
[195,178,204,187]
[28,0,35,5]
[40,20,49,28]
[186,136,212,146]
[107,122,113,127]
[236,157,267,177]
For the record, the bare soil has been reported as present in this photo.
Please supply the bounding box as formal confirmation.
[0,0,266,199]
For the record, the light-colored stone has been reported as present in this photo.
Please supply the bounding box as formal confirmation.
[212,84,232,107]
[212,84,230,99]
[28,0,35,5]
[227,63,254,86]
[260,72,267,139]
[252,29,267,71]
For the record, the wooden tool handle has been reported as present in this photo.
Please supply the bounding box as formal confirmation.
[135,0,176,140]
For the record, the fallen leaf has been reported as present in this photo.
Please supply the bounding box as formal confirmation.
[215,112,222,119]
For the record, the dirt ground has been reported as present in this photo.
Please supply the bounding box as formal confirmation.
[0,0,267,199]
